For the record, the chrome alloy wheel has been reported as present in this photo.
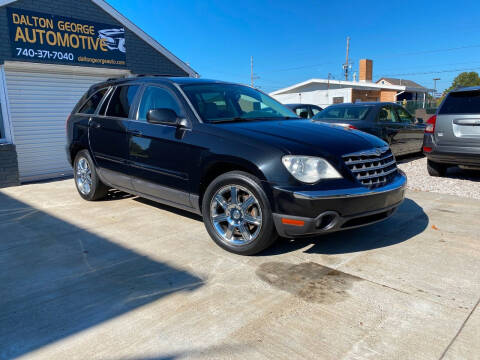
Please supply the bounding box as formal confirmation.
[76,157,92,195]
[210,185,263,246]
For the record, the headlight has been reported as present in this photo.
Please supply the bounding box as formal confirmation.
[282,156,342,183]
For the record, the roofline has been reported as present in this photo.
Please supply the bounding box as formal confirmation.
[376,77,427,89]
[0,0,199,78]
[270,78,432,95]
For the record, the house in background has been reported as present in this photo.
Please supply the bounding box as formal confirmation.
[270,59,432,108]
[376,77,429,101]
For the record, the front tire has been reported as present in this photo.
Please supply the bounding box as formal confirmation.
[74,150,109,201]
[427,159,447,177]
[202,171,278,255]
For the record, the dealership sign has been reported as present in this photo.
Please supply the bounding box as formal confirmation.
[7,8,126,66]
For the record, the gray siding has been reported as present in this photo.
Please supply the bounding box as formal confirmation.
[0,0,189,76]
[0,143,20,188]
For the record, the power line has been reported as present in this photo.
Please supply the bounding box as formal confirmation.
[383,65,480,77]
[261,43,480,74]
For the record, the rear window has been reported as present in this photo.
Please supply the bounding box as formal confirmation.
[439,90,480,114]
[78,88,108,114]
[313,105,371,120]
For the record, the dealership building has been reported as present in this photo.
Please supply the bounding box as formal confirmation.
[0,0,197,187]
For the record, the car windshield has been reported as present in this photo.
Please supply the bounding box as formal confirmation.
[181,83,297,123]
[313,105,371,120]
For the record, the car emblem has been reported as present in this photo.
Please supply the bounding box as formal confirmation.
[375,148,383,155]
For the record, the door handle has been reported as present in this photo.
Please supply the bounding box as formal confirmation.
[90,120,101,129]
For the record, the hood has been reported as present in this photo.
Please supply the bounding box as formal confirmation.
[215,119,386,157]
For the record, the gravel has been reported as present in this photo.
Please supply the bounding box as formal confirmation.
[397,156,480,199]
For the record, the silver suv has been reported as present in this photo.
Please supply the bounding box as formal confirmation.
[423,87,480,176]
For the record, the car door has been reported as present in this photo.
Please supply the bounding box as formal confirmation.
[127,84,192,207]
[395,105,425,153]
[377,105,408,155]
[89,84,140,189]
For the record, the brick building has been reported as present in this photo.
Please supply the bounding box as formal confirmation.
[0,0,197,187]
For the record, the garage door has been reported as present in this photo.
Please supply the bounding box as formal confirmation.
[4,64,128,182]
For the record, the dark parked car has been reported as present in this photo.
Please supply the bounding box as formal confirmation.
[285,103,323,118]
[423,87,480,176]
[313,102,425,156]
[66,77,406,255]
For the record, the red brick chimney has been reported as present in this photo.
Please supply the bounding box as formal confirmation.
[359,59,373,82]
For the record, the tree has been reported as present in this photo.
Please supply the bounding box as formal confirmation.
[443,72,480,96]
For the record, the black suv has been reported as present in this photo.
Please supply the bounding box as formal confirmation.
[66,77,407,255]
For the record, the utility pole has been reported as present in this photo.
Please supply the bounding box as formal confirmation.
[250,56,260,88]
[343,36,351,81]
[251,56,253,87]
[433,78,440,98]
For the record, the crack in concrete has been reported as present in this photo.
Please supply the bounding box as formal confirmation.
[438,295,480,360]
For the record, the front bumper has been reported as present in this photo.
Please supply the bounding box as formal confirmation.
[271,171,407,238]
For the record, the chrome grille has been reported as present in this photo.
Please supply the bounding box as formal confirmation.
[343,146,397,188]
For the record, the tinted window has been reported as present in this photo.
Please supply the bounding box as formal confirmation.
[78,88,108,114]
[293,106,310,118]
[181,83,294,122]
[311,106,322,116]
[377,106,399,122]
[439,90,480,114]
[138,86,182,121]
[314,105,371,120]
[395,106,414,123]
[105,85,139,118]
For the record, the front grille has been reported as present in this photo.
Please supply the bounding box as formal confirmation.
[343,146,397,188]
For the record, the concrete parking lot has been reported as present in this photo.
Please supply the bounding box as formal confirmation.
[1,179,479,360]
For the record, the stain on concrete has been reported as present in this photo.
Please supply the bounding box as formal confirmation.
[256,262,362,304]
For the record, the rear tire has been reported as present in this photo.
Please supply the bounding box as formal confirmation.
[74,150,109,201]
[427,159,447,177]
[202,171,278,255]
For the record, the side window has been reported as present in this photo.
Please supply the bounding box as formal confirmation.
[137,86,182,121]
[396,107,414,123]
[378,106,398,122]
[238,94,262,113]
[105,85,140,118]
[294,106,310,118]
[311,106,321,116]
[78,88,108,114]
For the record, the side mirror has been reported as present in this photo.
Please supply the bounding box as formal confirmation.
[299,111,309,119]
[147,108,180,126]
[416,117,424,124]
